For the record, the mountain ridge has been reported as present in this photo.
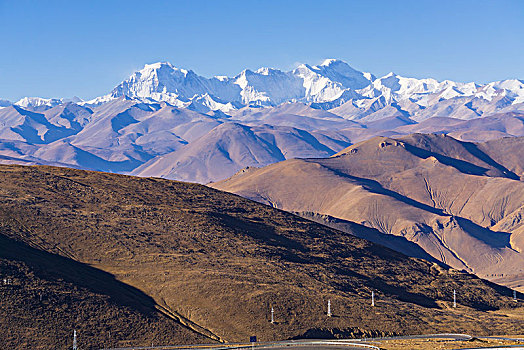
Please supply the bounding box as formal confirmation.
[211,134,524,291]
[0,59,523,184]
[3,59,523,116]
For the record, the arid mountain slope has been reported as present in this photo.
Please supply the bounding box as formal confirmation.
[0,164,522,349]
[1,95,523,184]
[212,134,524,291]
[0,235,209,350]
[133,122,350,183]
[479,136,524,180]
[395,112,524,143]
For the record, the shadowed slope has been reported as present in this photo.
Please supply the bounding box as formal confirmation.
[0,235,210,350]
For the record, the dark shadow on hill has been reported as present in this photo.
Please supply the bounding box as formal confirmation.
[212,211,442,310]
[61,142,147,173]
[402,143,493,176]
[291,327,398,340]
[211,212,311,263]
[304,161,516,250]
[455,216,512,249]
[365,276,439,308]
[315,165,448,216]
[460,141,520,180]
[0,233,160,315]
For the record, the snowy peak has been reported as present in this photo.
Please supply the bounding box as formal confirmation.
[312,58,375,90]
[319,58,342,66]
[357,71,510,106]
[7,59,524,116]
[143,61,176,71]
[114,58,524,113]
[108,59,377,109]
[15,96,83,110]
[255,67,278,75]
[111,62,195,100]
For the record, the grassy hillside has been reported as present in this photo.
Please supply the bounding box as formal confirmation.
[0,235,210,349]
[0,164,523,349]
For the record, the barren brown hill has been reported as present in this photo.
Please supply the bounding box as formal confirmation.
[0,235,210,350]
[393,112,524,143]
[1,164,523,349]
[212,134,524,291]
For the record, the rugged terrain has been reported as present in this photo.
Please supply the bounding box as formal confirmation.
[212,134,524,291]
[1,59,523,183]
[0,164,523,349]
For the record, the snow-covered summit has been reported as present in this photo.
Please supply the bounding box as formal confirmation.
[15,96,83,110]
[107,59,374,111]
[357,71,524,107]
[105,58,524,114]
[7,59,524,117]
[309,58,375,90]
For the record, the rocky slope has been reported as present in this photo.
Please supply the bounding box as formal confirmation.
[212,134,524,291]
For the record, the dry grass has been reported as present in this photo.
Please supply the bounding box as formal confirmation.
[212,134,524,291]
[375,336,524,350]
[0,164,523,349]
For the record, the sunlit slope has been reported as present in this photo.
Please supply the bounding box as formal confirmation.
[0,234,209,350]
[212,134,524,290]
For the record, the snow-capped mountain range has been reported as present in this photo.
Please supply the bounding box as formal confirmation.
[0,59,523,183]
[90,59,524,116]
[104,59,375,112]
[4,58,524,116]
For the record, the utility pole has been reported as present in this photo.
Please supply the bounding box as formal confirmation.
[327,299,332,317]
[73,330,77,350]
[371,291,375,307]
[270,306,274,324]
[453,289,456,308]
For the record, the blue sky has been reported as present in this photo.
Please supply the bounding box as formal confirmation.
[0,0,523,101]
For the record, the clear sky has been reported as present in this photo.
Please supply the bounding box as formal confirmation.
[0,0,523,101]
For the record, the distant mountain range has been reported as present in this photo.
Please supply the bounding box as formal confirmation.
[2,61,524,347]
[6,59,524,114]
[1,59,523,183]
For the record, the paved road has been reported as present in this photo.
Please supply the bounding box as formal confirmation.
[460,336,524,350]
[224,339,380,349]
[102,334,524,350]
[102,340,378,350]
